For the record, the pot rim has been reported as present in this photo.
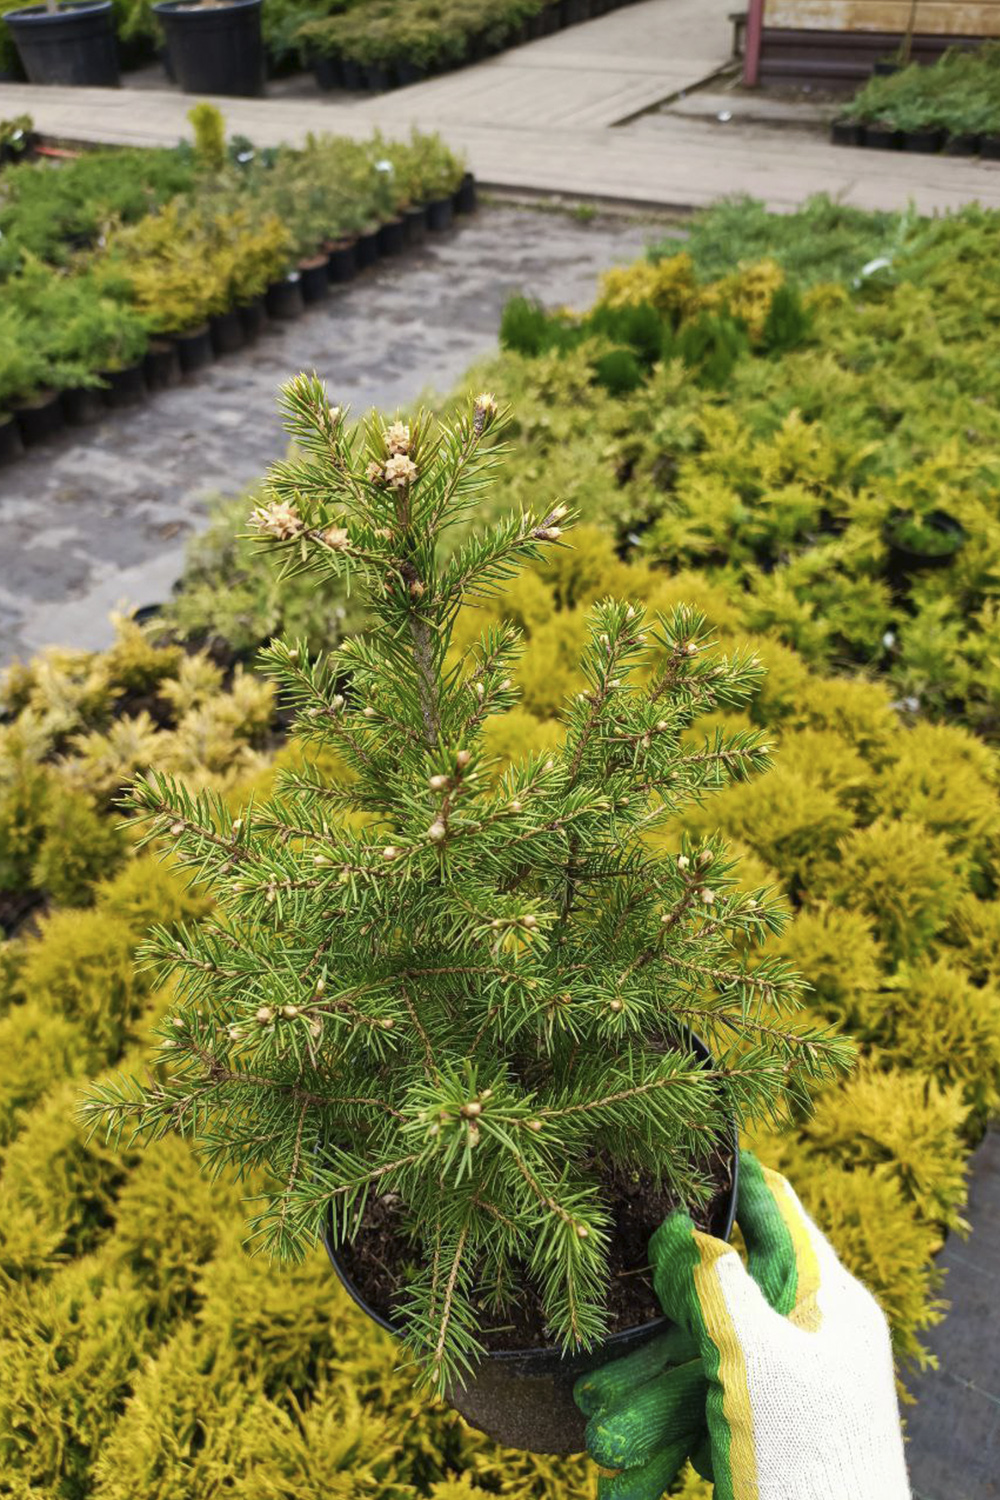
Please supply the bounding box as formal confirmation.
[324,1032,740,1362]
[4,0,111,20]
[153,0,260,13]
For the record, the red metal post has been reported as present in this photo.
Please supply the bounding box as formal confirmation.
[743,0,766,86]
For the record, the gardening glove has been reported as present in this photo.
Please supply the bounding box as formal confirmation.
[575,1152,912,1500]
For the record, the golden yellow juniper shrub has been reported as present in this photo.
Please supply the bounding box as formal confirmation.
[19,908,148,1060]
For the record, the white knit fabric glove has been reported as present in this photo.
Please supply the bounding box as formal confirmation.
[575,1154,912,1500]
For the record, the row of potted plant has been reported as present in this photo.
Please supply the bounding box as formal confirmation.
[832,42,1000,154]
[0,114,473,464]
[0,0,637,97]
[300,0,640,93]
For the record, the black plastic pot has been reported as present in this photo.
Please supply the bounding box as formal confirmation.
[61,384,105,425]
[314,53,341,89]
[376,218,406,257]
[340,57,362,89]
[324,1036,738,1457]
[266,273,304,319]
[872,57,901,76]
[830,119,863,147]
[885,510,966,585]
[396,59,425,86]
[299,254,330,302]
[210,308,246,355]
[539,4,560,34]
[144,339,182,390]
[355,228,380,269]
[454,171,477,214]
[153,0,264,97]
[327,241,358,283]
[101,362,146,408]
[4,1,118,85]
[944,132,980,156]
[403,206,428,246]
[174,324,213,373]
[427,196,454,232]
[560,0,588,24]
[362,61,390,91]
[238,297,267,340]
[13,390,64,446]
[864,123,899,150]
[902,127,942,153]
[0,414,24,466]
[980,135,1000,160]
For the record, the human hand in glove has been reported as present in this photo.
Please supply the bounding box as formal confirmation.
[574,1152,911,1500]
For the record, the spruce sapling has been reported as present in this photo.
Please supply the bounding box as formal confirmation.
[83,379,850,1391]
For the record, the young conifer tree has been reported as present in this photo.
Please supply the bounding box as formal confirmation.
[84,379,850,1390]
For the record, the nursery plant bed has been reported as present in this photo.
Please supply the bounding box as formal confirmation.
[4,0,119,86]
[153,0,264,97]
[174,324,213,373]
[328,1107,738,1456]
[12,389,64,445]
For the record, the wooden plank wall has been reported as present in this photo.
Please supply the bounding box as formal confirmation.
[764,1,1000,35]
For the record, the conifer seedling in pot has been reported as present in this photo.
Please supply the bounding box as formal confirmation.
[84,380,850,1454]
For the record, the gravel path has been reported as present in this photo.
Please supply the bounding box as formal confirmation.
[0,205,655,666]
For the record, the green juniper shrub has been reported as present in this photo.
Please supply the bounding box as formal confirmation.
[84,384,849,1390]
[591,346,645,397]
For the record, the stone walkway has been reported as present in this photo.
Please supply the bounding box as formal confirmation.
[907,1130,1000,1500]
[0,205,653,666]
[3,0,1000,212]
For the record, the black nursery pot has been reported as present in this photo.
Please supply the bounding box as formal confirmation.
[210,308,246,355]
[427,196,454,232]
[266,273,305,319]
[376,217,406,257]
[174,324,213,373]
[299,254,331,302]
[4,1,119,86]
[362,61,390,91]
[340,57,362,90]
[865,123,899,150]
[61,384,104,425]
[830,119,863,147]
[13,389,64,445]
[454,171,477,214]
[396,59,425,86]
[144,338,182,390]
[153,0,264,97]
[0,413,24,465]
[980,135,1000,160]
[324,1036,739,1457]
[313,53,341,90]
[902,127,942,153]
[327,241,358,282]
[403,206,428,245]
[238,296,267,340]
[944,132,980,156]
[885,510,966,583]
[101,362,146,408]
[560,0,589,24]
[354,228,380,268]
